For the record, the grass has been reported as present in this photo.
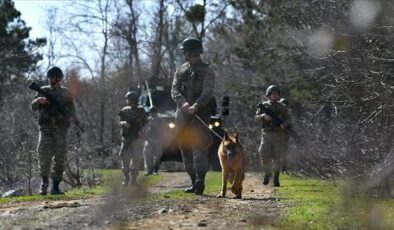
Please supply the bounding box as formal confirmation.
[160,172,394,229]
[275,174,394,229]
[1,170,393,229]
[0,169,163,204]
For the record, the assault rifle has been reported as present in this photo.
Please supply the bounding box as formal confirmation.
[29,82,85,133]
[256,102,299,140]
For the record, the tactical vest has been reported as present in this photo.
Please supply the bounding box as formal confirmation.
[183,62,206,100]
[37,86,71,127]
[178,61,212,114]
[119,106,146,138]
[258,101,286,131]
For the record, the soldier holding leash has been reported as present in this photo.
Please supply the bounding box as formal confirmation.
[171,37,215,195]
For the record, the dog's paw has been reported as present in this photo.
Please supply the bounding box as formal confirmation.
[216,194,225,198]
[233,195,242,199]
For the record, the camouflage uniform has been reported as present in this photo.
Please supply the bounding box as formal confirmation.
[255,99,291,186]
[118,105,147,185]
[171,59,215,194]
[31,84,75,192]
[142,113,163,174]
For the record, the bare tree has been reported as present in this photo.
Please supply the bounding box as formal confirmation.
[64,0,115,144]
[112,0,143,86]
[150,0,165,81]
[44,7,60,69]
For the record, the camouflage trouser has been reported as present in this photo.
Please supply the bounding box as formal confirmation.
[37,127,68,181]
[258,130,287,174]
[175,110,212,175]
[119,137,143,178]
[142,140,162,173]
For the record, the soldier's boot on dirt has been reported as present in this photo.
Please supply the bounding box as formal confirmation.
[51,180,65,195]
[184,172,196,193]
[154,164,160,175]
[195,172,206,195]
[273,171,280,187]
[263,170,271,185]
[122,171,130,186]
[263,165,273,185]
[130,174,138,186]
[39,177,49,195]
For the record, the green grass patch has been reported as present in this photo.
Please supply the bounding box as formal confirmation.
[0,170,163,204]
[0,186,105,204]
[378,199,394,226]
[276,174,394,229]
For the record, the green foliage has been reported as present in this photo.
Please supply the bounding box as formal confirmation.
[185,4,205,23]
[0,0,46,84]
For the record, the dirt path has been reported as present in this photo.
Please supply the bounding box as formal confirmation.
[0,172,287,229]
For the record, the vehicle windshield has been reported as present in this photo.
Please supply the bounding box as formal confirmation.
[148,91,176,112]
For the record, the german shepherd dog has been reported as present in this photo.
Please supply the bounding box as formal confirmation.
[217,132,245,199]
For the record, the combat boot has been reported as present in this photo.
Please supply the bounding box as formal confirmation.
[130,174,139,186]
[184,172,196,193]
[195,172,206,195]
[154,165,160,175]
[39,177,49,195]
[122,170,130,186]
[263,172,271,185]
[273,171,280,187]
[50,180,65,195]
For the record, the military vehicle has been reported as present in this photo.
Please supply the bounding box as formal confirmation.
[138,82,229,171]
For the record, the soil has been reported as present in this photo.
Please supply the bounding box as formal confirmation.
[0,172,288,229]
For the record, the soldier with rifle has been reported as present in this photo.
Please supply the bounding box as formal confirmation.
[118,91,148,186]
[30,66,79,195]
[255,85,292,187]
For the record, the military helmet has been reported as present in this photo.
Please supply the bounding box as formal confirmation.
[47,66,64,79]
[149,106,158,113]
[279,98,289,106]
[266,85,280,97]
[125,91,138,102]
[180,37,203,54]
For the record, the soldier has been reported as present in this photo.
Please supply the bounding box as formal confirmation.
[31,66,76,195]
[255,85,291,187]
[171,37,215,195]
[142,106,163,175]
[118,91,147,186]
[279,98,290,173]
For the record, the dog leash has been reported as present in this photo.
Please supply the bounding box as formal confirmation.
[194,114,224,141]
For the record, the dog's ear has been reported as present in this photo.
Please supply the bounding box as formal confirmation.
[223,132,229,140]
[233,132,239,141]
